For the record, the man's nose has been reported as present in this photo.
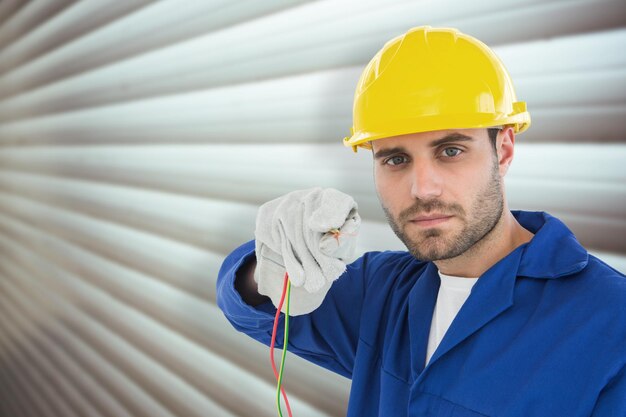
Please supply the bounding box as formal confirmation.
[410,161,443,200]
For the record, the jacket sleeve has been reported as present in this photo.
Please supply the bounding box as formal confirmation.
[216,239,376,379]
[591,363,626,417]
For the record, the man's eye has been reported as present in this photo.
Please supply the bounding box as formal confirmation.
[442,147,462,157]
[385,156,408,166]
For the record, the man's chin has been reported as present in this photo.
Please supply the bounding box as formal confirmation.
[405,239,452,262]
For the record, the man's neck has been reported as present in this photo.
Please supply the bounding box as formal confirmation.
[434,211,534,278]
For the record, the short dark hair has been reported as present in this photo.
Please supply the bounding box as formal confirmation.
[487,128,500,152]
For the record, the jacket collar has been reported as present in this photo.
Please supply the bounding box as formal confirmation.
[513,210,588,279]
[413,210,589,376]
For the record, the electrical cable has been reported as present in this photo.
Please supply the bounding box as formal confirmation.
[270,272,293,417]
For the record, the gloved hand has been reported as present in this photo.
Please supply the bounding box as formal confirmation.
[254,187,361,316]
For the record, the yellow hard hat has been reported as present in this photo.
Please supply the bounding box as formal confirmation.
[343,26,530,152]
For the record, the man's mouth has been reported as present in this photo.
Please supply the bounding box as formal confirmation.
[408,214,453,227]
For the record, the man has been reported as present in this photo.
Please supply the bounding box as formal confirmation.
[217,26,625,416]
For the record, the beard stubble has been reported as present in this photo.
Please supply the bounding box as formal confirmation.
[382,160,504,262]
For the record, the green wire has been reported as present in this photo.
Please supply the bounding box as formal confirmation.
[276,280,291,417]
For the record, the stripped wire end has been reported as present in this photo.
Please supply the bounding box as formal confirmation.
[327,228,358,245]
[328,228,341,244]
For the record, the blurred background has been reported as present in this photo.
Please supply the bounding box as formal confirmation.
[0,1,624,416]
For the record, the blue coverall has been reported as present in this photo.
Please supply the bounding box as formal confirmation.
[217,211,626,416]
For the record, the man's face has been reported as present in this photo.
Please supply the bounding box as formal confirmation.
[372,128,505,262]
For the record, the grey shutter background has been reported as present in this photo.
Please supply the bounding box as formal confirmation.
[0,1,624,416]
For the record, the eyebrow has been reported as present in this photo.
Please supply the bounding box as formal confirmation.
[373,133,475,159]
[373,146,406,160]
[429,133,474,147]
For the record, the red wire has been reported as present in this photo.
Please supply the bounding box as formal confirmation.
[270,272,293,417]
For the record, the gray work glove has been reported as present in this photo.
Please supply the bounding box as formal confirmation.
[254,187,360,316]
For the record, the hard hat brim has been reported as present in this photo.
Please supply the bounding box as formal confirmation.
[344,111,530,152]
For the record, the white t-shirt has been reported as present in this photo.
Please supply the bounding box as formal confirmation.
[425,271,479,365]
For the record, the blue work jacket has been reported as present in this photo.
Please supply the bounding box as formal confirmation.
[217,211,626,416]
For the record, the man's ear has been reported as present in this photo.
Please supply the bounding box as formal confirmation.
[497,127,515,177]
